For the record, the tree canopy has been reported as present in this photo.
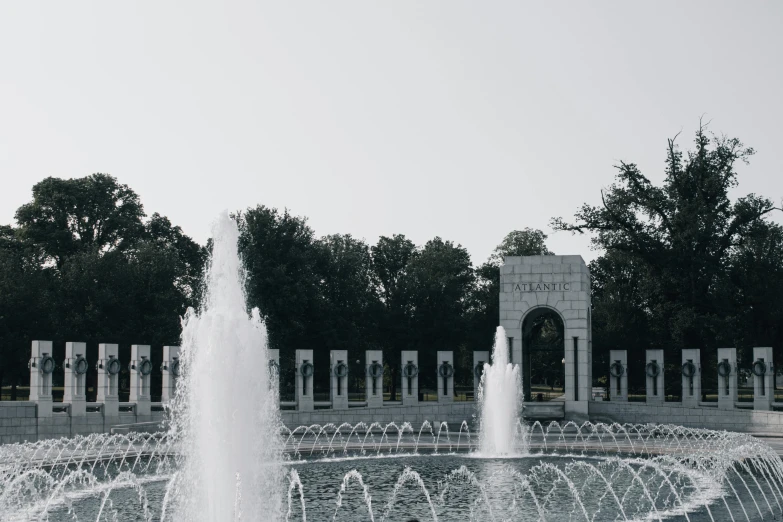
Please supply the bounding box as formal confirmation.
[0,174,205,398]
[553,125,783,390]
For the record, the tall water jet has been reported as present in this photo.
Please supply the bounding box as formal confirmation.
[478,326,523,455]
[166,212,283,521]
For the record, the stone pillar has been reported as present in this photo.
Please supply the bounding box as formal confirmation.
[752,346,774,411]
[401,350,419,406]
[129,345,152,417]
[330,350,349,410]
[161,346,180,403]
[645,349,664,402]
[365,349,384,408]
[437,351,454,404]
[268,348,280,390]
[473,351,489,402]
[29,340,54,418]
[97,343,120,418]
[609,349,628,402]
[681,348,701,407]
[508,336,522,368]
[296,349,314,411]
[717,347,737,410]
[63,342,88,417]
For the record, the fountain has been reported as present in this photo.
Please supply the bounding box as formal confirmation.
[478,327,522,456]
[166,212,284,520]
[2,212,783,521]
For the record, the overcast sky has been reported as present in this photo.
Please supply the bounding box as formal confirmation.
[1,2,781,264]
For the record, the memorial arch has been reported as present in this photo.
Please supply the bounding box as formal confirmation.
[498,255,592,416]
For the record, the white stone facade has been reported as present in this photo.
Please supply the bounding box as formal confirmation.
[717,347,737,409]
[401,350,419,406]
[330,350,349,410]
[472,351,489,402]
[645,349,664,402]
[296,349,314,411]
[681,348,701,407]
[608,349,628,401]
[437,351,455,403]
[753,347,774,411]
[365,349,384,408]
[499,255,592,415]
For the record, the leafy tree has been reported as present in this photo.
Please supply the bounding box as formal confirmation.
[371,235,418,399]
[15,174,145,268]
[467,229,554,357]
[552,125,782,386]
[237,206,324,396]
[490,228,554,265]
[405,238,475,390]
[1,174,204,399]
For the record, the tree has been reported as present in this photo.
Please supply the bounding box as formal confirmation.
[238,206,324,394]
[467,229,554,357]
[371,235,418,399]
[14,174,145,268]
[552,124,782,384]
[405,238,475,390]
[490,228,554,265]
[1,174,205,399]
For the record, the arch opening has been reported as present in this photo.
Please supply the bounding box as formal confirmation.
[521,307,565,402]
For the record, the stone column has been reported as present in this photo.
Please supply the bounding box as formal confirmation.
[365,349,384,408]
[752,347,774,411]
[129,345,152,417]
[472,351,489,402]
[608,349,628,402]
[717,347,737,410]
[268,348,280,391]
[296,349,314,411]
[29,340,54,418]
[330,350,349,410]
[437,351,454,404]
[161,346,180,403]
[681,348,701,407]
[645,349,664,402]
[401,350,419,406]
[508,336,522,368]
[63,342,88,417]
[97,343,120,418]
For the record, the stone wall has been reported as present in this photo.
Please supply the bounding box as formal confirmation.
[588,400,783,433]
[0,401,166,444]
[0,402,37,444]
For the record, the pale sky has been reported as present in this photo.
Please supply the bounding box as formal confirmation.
[1,2,781,264]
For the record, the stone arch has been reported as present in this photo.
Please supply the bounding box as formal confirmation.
[498,255,592,415]
[520,305,566,402]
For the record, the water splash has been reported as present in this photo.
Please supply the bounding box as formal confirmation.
[166,212,284,520]
[478,326,523,456]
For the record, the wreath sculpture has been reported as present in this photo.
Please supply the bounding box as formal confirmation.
[40,355,55,375]
[474,362,485,379]
[403,362,419,379]
[717,360,732,378]
[267,359,279,377]
[334,362,349,378]
[74,356,89,375]
[752,359,767,377]
[609,361,625,378]
[438,362,454,379]
[368,362,384,379]
[645,361,661,378]
[135,358,151,377]
[300,361,314,378]
[681,361,697,378]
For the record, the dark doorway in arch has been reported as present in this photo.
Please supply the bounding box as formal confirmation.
[522,307,565,402]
